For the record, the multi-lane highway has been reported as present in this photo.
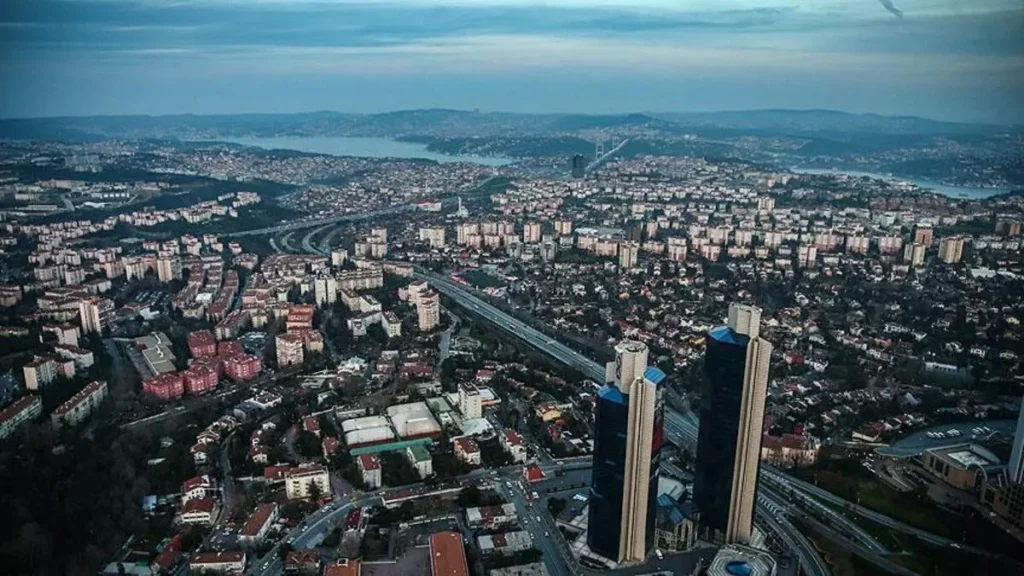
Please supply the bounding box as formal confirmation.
[412,267,830,575]
[224,205,416,238]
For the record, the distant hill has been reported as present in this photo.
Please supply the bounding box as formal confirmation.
[0,108,1014,141]
[650,109,1006,138]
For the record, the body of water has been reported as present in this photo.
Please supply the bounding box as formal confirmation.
[216,136,514,167]
[791,167,1011,200]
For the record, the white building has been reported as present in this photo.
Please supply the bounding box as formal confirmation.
[939,236,965,264]
[0,395,42,441]
[459,383,483,420]
[500,430,528,463]
[417,290,440,332]
[419,226,446,249]
[284,465,331,500]
[406,445,433,478]
[357,454,382,489]
[619,241,639,269]
[381,311,402,338]
[181,497,219,525]
[189,552,246,574]
[50,380,107,430]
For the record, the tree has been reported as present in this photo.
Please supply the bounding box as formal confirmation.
[308,481,322,502]
[294,430,321,460]
[457,485,483,508]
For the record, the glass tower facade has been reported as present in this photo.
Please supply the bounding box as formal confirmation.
[588,361,665,563]
[694,326,755,542]
[588,384,631,558]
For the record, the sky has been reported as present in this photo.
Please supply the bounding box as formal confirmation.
[0,0,1022,123]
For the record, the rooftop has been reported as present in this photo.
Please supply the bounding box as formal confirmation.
[429,532,468,576]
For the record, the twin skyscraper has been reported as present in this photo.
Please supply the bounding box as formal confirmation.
[587,303,773,563]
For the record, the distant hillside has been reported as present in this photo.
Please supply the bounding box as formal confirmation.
[0,108,1015,141]
[651,109,1007,138]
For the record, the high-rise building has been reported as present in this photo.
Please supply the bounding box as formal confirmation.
[79,297,113,334]
[939,236,964,264]
[331,249,349,267]
[694,304,773,545]
[276,333,305,367]
[314,276,338,308]
[914,224,934,246]
[555,220,573,236]
[157,258,181,282]
[619,241,639,269]
[588,340,665,564]
[570,154,587,178]
[419,227,446,249]
[523,222,542,244]
[904,242,926,267]
[417,290,440,332]
[1009,396,1024,484]
[459,383,483,420]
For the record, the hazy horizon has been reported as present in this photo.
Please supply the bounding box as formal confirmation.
[2,0,1023,123]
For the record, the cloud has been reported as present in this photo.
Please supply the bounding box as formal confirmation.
[0,0,1022,120]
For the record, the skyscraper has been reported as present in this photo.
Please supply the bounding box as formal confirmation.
[570,154,587,179]
[588,340,665,564]
[694,304,773,545]
[1009,396,1024,484]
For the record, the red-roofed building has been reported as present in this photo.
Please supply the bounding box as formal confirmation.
[189,551,246,574]
[183,363,219,395]
[523,464,545,483]
[0,395,42,441]
[284,550,320,574]
[429,532,468,576]
[250,445,270,464]
[182,475,217,503]
[323,559,360,576]
[303,416,321,438]
[218,340,244,358]
[238,502,279,546]
[143,372,184,400]
[761,433,820,468]
[224,353,261,381]
[151,544,183,574]
[188,330,217,358]
[322,437,340,459]
[181,497,219,525]
[454,437,481,466]
[357,454,382,489]
[264,465,292,483]
[191,442,211,465]
[500,430,527,463]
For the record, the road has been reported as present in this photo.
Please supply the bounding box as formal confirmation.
[301,224,333,255]
[411,267,836,573]
[224,205,416,238]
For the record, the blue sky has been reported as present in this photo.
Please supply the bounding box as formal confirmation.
[1,0,1022,122]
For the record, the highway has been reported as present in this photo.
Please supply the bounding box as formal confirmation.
[412,267,829,575]
[300,224,333,255]
[223,204,416,238]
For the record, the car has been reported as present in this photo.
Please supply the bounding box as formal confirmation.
[544,531,549,537]
[536,516,541,522]
[655,549,664,560]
